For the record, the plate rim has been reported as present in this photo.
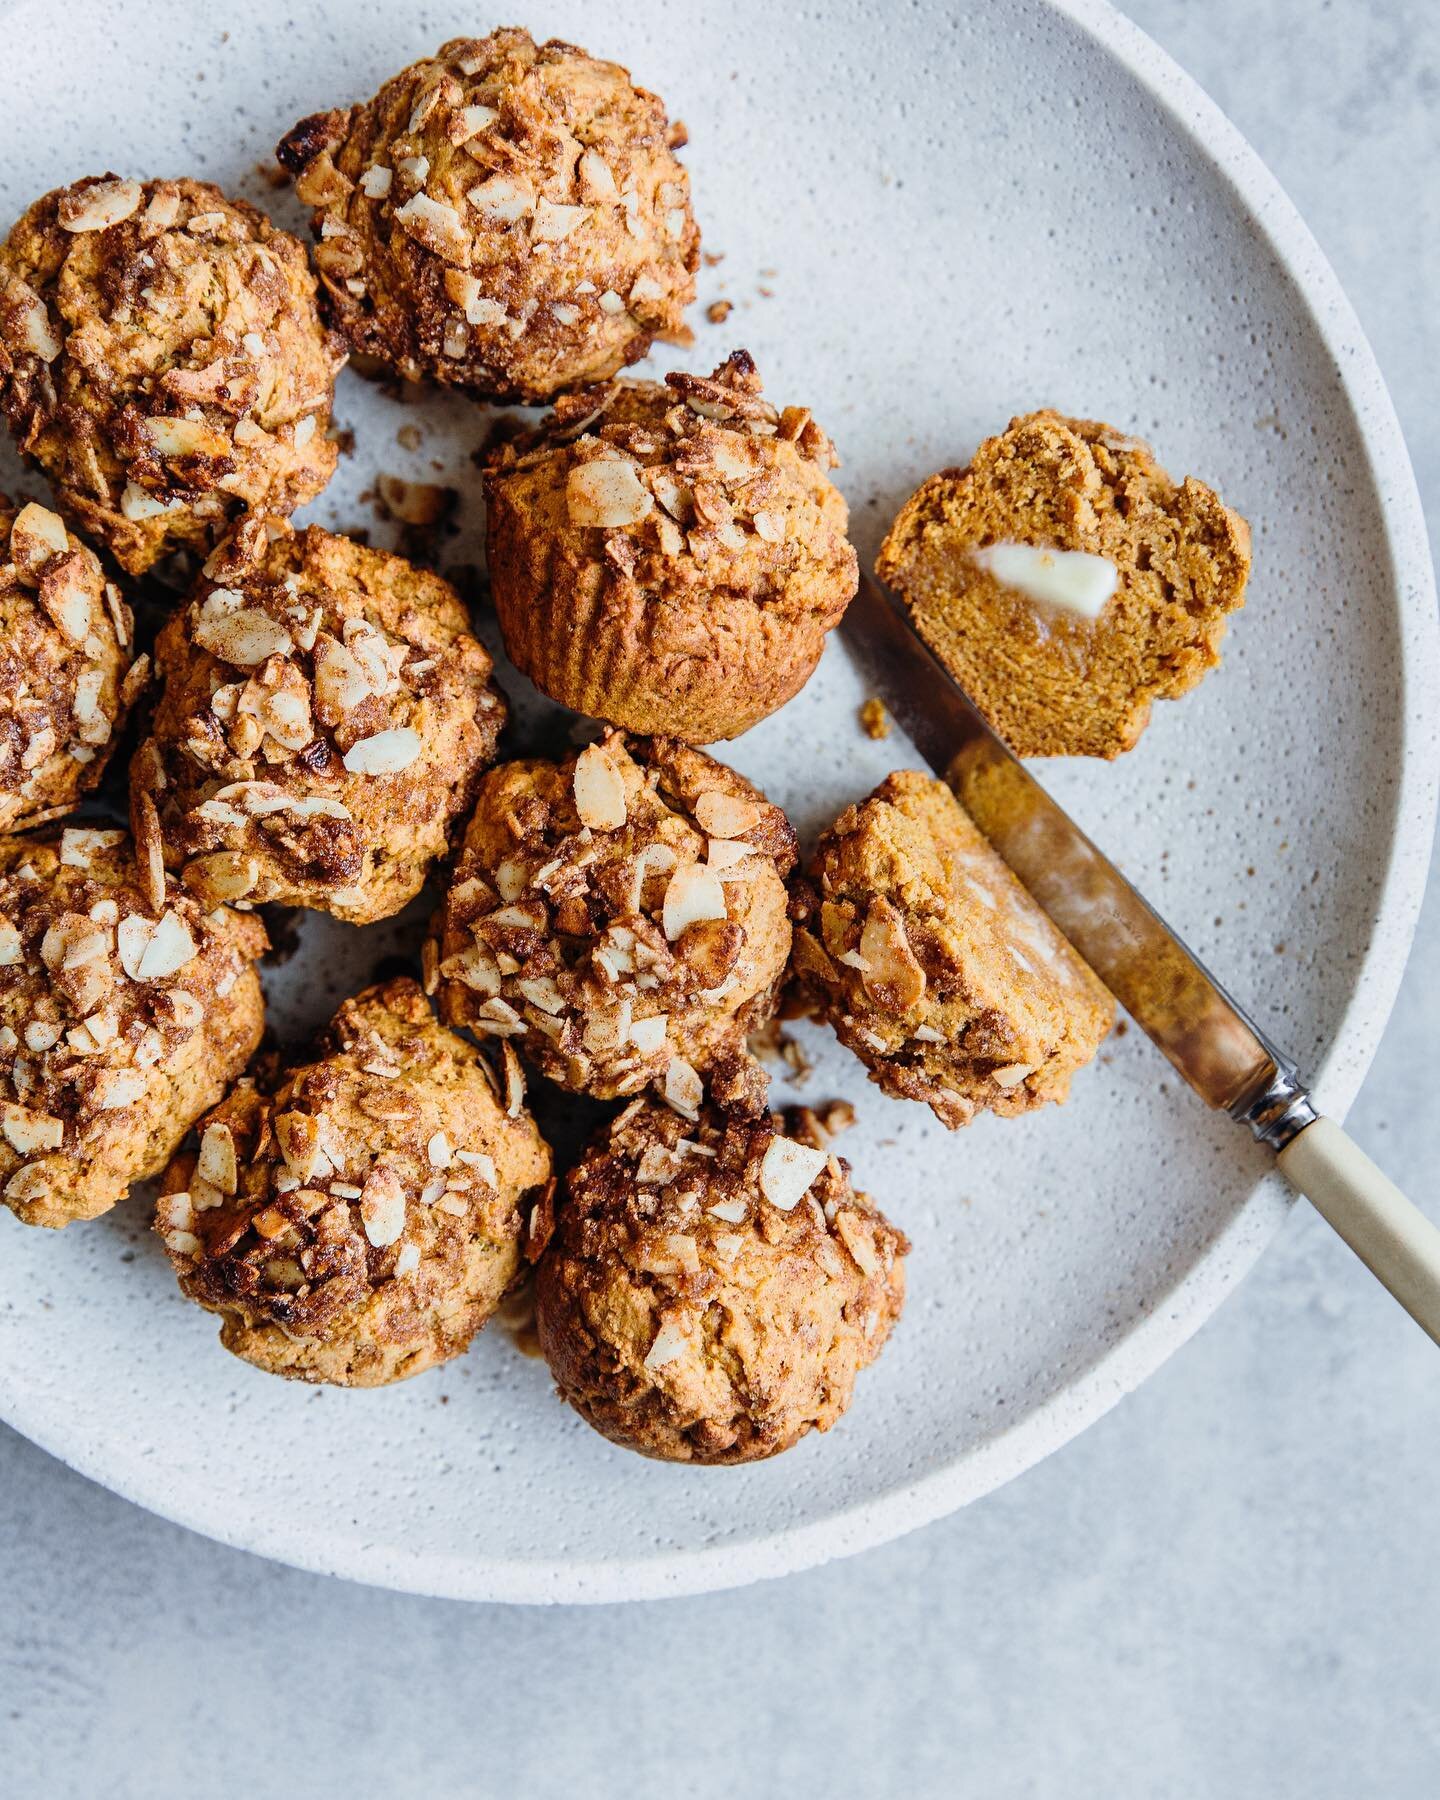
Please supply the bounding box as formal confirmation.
[1,0,1435,1604]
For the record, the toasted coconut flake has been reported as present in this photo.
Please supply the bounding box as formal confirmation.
[662,864,727,941]
[342,727,422,776]
[758,1136,827,1211]
[566,458,653,529]
[572,741,628,830]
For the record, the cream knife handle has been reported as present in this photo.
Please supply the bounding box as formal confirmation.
[1277,1115,1440,1346]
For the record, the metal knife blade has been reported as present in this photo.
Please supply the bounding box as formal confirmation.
[840,572,1314,1147]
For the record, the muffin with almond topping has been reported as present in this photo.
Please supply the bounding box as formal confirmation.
[533,1083,907,1463]
[0,496,144,830]
[483,350,857,741]
[0,176,344,574]
[792,771,1113,1129]
[430,729,795,1100]
[132,518,506,924]
[0,827,266,1229]
[276,28,698,400]
[157,977,553,1386]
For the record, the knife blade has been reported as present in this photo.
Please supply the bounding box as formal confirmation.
[839,570,1440,1342]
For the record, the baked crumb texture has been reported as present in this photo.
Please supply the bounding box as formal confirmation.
[0,176,344,575]
[132,518,506,924]
[0,496,145,830]
[792,771,1114,1129]
[431,729,797,1100]
[0,828,267,1228]
[276,28,699,401]
[157,977,553,1386]
[876,411,1251,758]
[534,1083,907,1463]
[484,350,857,741]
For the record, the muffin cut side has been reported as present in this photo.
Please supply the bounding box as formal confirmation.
[876,410,1250,758]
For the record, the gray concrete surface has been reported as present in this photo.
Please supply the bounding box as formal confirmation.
[3,3,1439,1794]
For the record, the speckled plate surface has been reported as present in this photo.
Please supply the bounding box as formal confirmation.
[0,0,1433,1604]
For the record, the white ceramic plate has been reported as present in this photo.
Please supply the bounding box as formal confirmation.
[0,0,1433,1604]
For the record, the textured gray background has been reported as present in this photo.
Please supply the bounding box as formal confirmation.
[3,2,1438,1794]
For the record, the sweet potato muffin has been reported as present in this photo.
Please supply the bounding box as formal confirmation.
[876,411,1251,757]
[0,497,145,830]
[132,519,506,924]
[431,729,795,1099]
[157,977,553,1386]
[484,350,857,740]
[792,771,1113,1129]
[0,826,266,1228]
[276,28,698,401]
[0,176,344,574]
[533,1076,907,1463]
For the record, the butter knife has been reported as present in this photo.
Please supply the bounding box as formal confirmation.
[842,572,1440,1344]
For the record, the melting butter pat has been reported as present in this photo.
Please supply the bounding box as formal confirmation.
[970,542,1118,620]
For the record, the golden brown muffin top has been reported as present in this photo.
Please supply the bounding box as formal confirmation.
[792,770,1113,1128]
[133,518,505,923]
[432,729,796,1099]
[277,28,698,400]
[157,977,553,1382]
[534,1084,907,1463]
[876,410,1250,757]
[0,176,344,572]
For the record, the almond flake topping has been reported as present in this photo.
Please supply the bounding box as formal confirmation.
[467,173,535,224]
[197,1121,238,1194]
[58,178,143,232]
[360,1165,407,1247]
[393,192,470,263]
[663,1056,703,1120]
[342,727,422,776]
[572,741,628,830]
[693,791,762,837]
[662,864,727,941]
[566,458,653,529]
[758,1137,827,1211]
[643,1319,690,1373]
[859,898,927,1010]
[2,1102,63,1155]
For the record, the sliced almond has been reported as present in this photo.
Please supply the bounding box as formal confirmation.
[991,1062,1036,1090]
[196,1121,238,1194]
[566,458,653,529]
[12,501,69,572]
[643,1318,690,1373]
[2,1102,64,1155]
[693,791,762,837]
[467,173,535,224]
[393,192,470,264]
[662,1055,702,1119]
[572,741,628,830]
[143,415,232,459]
[342,727,422,776]
[58,178,143,233]
[531,199,588,242]
[193,600,293,667]
[360,1164,407,1247]
[859,897,926,1011]
[662,864,727,941]
[758,1136,827,1211]
[835,1210,881,1277]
